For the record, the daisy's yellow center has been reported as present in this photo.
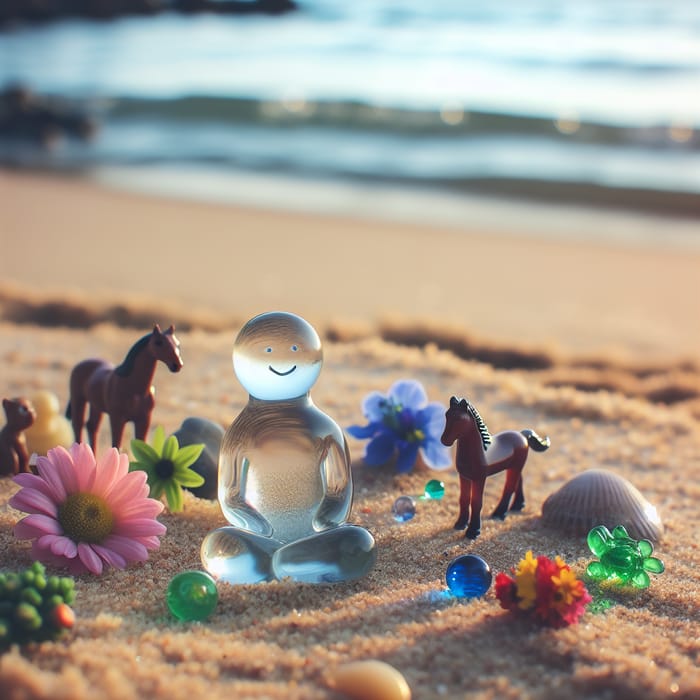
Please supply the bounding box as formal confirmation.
[58,493,114,543]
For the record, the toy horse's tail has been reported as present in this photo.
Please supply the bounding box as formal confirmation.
[521,429,550,452]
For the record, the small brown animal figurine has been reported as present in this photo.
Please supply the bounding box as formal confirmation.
[66,324,183,449]
[0,397,36,476]
[441,396,550,540]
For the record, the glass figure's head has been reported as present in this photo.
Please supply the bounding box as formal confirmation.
[233,312,323,400]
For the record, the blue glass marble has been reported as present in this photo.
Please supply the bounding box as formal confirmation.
[445,554,492,598]
[392,496,416,522]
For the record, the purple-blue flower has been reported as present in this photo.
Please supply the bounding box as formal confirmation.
[347,379,452,473]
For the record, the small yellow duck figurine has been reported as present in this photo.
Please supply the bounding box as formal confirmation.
[24,390,74,455]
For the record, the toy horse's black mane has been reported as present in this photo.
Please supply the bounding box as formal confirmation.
[451,396,492,451]
[114,334,151,377]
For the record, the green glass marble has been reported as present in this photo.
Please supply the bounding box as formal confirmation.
[586,525,664,589]
[424,479,445,500]
[167,571,218,621]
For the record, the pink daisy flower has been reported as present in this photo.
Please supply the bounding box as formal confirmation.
[9,443,166,576]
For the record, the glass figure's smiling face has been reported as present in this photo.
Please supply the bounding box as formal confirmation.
[233,312,323,400]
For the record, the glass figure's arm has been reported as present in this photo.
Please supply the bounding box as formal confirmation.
[313,435,353,531]
[220,452,274,537]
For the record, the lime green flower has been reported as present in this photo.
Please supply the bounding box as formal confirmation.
[129,426,204,513]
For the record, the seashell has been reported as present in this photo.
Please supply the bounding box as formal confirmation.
[328,660,411,700]
[541,469,663,542]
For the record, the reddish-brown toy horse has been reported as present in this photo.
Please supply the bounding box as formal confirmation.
[441,396,550,540]
[67,325,183,449]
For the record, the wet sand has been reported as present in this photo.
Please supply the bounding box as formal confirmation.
[2,170,699,360]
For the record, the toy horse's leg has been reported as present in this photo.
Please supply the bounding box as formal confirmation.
[466,478,486,540]
[109,414,127,449]
[491,467,522,519]
[69,396,87,443]
[454,475,472,530]
[510,474,525,512]
[133,412,151,442]
[86,405,103,451]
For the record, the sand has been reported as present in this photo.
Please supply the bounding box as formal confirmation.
[0,171,699,699]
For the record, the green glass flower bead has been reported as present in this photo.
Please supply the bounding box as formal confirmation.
[424,479,445,500]
[167,571,218,622]
[585,525,665,589]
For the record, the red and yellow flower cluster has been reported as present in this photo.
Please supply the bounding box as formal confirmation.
[495,551,591,628]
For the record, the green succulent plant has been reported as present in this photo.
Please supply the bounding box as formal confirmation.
[0,561,75,648]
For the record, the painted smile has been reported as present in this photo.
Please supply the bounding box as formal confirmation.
[269,365,297,376]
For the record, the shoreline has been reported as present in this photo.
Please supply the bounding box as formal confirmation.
[2,168,699,364]
[90,165,700,251]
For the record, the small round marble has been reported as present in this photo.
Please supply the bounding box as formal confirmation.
[167,570,218,621]
[445,554,492,598]
[424,479,445,500]
[392,496,416,522]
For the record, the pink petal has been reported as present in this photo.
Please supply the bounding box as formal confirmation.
[14,513,62,539]
[64,556,90,576]
[69,442,97,491]
[51,536,78,559]
[36,451,68,501]
[117,498,165,520]
[31,541,69,569]
[101,535,149,562]
[48,445,79,494]
[136,535,163,550]
[116,451,129,479]
[31,540,89,574]
[77,542,103,575]
[113,518,167,537]
[91,543,127,570]
[37,533,62,549]
[106,471,158,512]
[37,534,78,559]
[9,488,58,518]
[92,448,122,497]
[13,472,56,500]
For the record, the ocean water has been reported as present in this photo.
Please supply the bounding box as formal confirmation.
[1,0,700,218]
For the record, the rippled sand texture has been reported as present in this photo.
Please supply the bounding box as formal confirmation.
[0,324,698,700]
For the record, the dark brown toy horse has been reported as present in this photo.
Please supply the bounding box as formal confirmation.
[0,397,36,476]
[67,325,183,449]
[441,396,550,540]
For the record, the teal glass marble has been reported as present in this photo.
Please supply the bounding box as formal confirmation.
[586,524,664,589]
[446,554,492,598]
[167,571,218,621]
[424,479,445,500]
[392,496,416,522]
[200,312,376,584]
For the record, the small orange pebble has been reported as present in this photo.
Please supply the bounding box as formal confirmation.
[328,660,411,700]
[361,506,372,514]
[52,603,76,629]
